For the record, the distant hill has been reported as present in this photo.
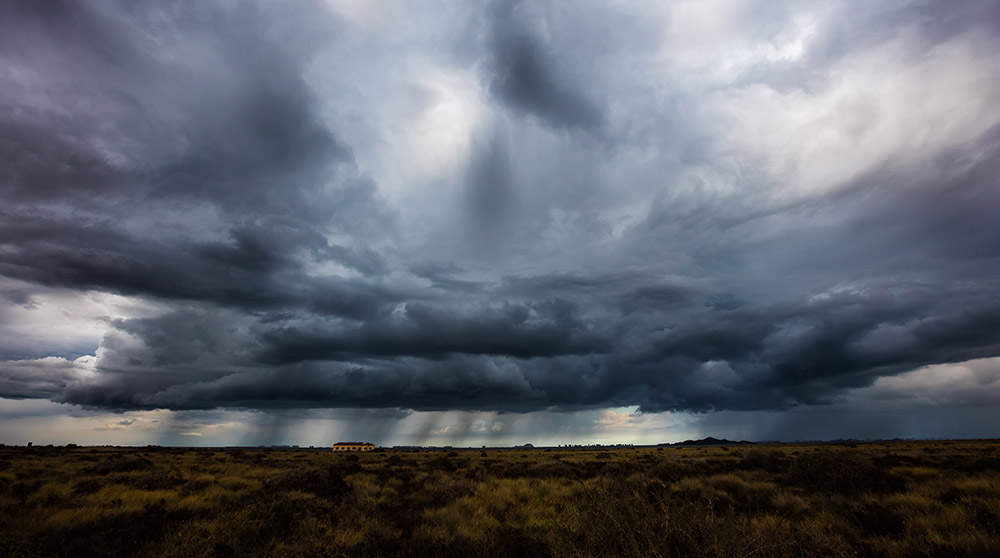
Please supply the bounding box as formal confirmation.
[659,437,755,447]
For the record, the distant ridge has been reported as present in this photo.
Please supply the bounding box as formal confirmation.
[659,437,755,447]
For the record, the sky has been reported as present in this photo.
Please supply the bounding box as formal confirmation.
[2,0,1000,447]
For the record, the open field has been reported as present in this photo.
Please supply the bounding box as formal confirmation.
[1,441,999,557]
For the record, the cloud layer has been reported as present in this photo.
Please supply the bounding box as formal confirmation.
[2,0,1000,435]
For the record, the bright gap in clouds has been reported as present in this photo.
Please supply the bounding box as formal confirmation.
[0,400,699,447]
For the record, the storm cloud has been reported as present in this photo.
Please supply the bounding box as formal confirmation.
[2,0,1000,443]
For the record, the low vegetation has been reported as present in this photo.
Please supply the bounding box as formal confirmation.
[1,441,998,557]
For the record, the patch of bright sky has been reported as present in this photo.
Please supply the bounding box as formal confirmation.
[722,25,1000,201]
[0,279,161,360]
[0,400,700,447]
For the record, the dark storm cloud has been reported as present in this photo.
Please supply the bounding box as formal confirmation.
[2,0,1000,427]
[110,309,252,368]
[0,0,395,317]
[44,269,1000,414]
[0,288,36,309]
[256,298,609,364]
[0,212,395,318]
[104,359,545,412]
[0,357,92,400]
[484,0,604,131]
[0,1,349,210]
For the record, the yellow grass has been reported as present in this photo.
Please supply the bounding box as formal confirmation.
[0,441,998,557]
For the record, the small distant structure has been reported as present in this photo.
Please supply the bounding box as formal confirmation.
[332,442,375,452]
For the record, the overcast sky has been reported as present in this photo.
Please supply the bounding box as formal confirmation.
[2,0,1000,446]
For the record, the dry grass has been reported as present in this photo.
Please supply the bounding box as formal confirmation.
[0,441,998,557]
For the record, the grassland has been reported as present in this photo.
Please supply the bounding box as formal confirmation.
[1,441,998,557]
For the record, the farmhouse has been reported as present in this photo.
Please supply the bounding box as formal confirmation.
[332,442,375,452]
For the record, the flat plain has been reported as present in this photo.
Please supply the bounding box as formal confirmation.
[1,440,998,557]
